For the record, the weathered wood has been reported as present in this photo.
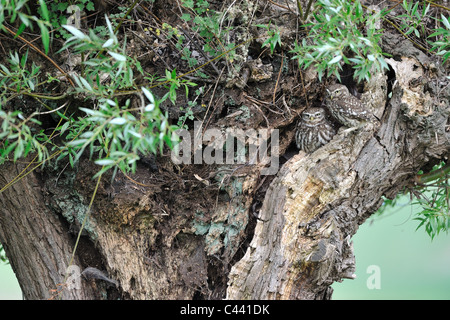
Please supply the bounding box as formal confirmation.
[0,162,98,299]
[226,40,450,299]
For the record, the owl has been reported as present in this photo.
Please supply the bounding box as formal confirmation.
[325,84,375,129]
[295,107,336,153]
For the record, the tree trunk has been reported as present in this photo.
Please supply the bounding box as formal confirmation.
[226,38,450,299]
[0,19,449,300]
[230,40,449,298]
[0,161,99,299]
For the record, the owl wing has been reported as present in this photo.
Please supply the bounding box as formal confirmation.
[335,97,373,121]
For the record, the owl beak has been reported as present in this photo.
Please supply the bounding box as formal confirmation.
[326,89,332,99]
[309,116,315,121]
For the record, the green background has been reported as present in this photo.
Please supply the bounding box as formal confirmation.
[0,195,449,300]
[332,195,450,299]
[0,262,21,299]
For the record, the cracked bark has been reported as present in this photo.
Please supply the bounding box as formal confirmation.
[0,163,98,299]
[226,43,450,299]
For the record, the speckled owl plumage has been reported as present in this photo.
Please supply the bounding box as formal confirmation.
[295,107,336,153]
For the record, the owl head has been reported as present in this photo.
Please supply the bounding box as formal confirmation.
[301,107,326,126]
[326,84,349,100]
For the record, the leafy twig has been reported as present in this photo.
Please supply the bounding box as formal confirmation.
[416,162,450,185]
[2,25,75,87]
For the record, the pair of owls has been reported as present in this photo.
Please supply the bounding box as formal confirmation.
[295,84,374,153]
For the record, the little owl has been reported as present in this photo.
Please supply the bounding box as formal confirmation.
[295,107,336,153]
[325,84,375,130]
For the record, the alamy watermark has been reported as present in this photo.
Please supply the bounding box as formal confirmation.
[171,121,279,175]
[366,264,381,290]
[64,264,82,290]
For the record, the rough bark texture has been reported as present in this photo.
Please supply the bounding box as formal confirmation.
[226,62,386,300]
[227,36,450,299]
[0,3,449,299]
[0,161,99,299]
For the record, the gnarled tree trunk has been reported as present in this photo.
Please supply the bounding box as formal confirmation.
[227,49,450,299]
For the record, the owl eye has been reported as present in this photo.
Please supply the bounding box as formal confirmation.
[315,112,322,117]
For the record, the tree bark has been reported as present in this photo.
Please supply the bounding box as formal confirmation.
[227,37,450,299]
[0,161,99,299]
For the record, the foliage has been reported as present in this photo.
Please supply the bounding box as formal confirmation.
[61,18,139,93]
[0,245,7,264]
[57,18,177,176]
[413,162,450,240]
[397,0,430,39]
[157,68,197,105]
[291,0,390,83]
[0,50,50,164]
[180,0,236,64]
[0,50,40,92]
[59,90,174,179]
[428,14,450,63]
[375,162,450,240]
[257,22,282,55]
[38,0,96,39]
[0,107,49,164]
[0,0,51,53]
[0,10,176,177]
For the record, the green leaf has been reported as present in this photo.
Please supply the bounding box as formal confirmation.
[128,130,142,139]
[14,140,24,160]
[59,121,70,134]
[108,51,126,62]
[110,117,127,125]
[0,64,10,74]
[79,77,93,91]
[182,0,194,9]
[14,13,26,28]
[442,14,450,30]
[95,159,115,166]
[423,4,430,18]
[103,38,115,48]
[28,79,35,91]
[79,107,99,116]
[20,49,28,68]
[38,22,50,55]
[106,99,117,106]
[80,131,94,139]
[328,55,342,65]
[86,1,95,11]
[428,30,446,38]
[3,141,18,158]
[105,15,115,35]
[443,51,450,63]
[16,23,26,37]
[66,139,88,147]
[63,25,88,40]
[181,13,191,22]
[39,0,50,22]
[57,2,69,11]
[142,87,155,104]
